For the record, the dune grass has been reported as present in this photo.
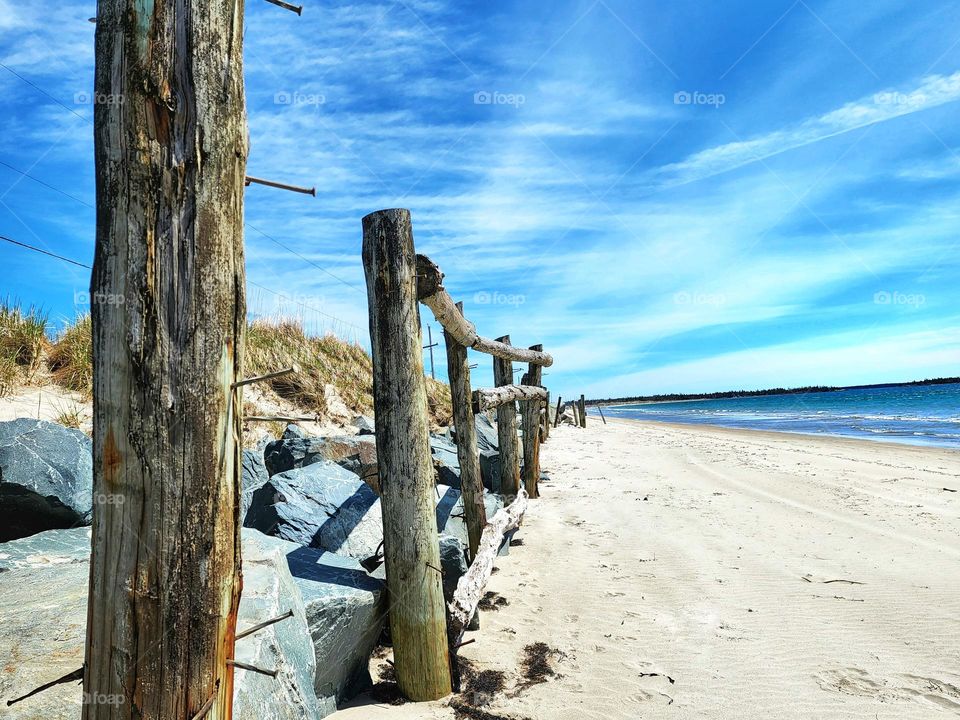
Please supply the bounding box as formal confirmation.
[16,307,452,426]
[48,314,93,398]
[0,300,49,396]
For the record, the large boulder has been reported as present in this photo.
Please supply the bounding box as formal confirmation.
[0,528,324,720]
[244,461,382,564]
[284,543,387,715]
[234,530,322,720]
[371,532,466,607]
[0,419,93,542]
[265,436,379,493]
[0,528,89,720]
[241,448,270,522]
[479,449,501,494]
[351,415,375,436]
[435,485,504,548]
[474,413,499,452]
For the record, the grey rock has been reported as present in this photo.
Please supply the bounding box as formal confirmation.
[0,418,93,542]
[430,433,459,471]
[265,435,378,484]
[370,532,465,608]
[474,413,499,452]
[241,449,270,523]
[351,415,376,436]
[284,543,387,714]
[479,449,501,494]
[0,528,324,720]
[244,461,383,564]
[434,485,504,549]
[0,529,89,720]
[283,424,309,440]
[235,530,322,720]
[438,533,468,603]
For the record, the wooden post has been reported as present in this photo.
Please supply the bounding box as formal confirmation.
[492,335,521,499]
[520,346,543,499]
[426,325,436,380]
[445,302,486,562]
[84,2,246,718]
[362,209,452,701]
[579,394,587,428]
[541,390,550,442]
[553,395,563,428]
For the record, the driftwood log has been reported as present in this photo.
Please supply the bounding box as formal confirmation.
[362,209,452,700]
[521,347,544,499]
[493,336,521,497]
[472,384,549,413]
[84,2,247,718]
[447,489,529,651]
[445,302,486,562]
[416,255,553,367]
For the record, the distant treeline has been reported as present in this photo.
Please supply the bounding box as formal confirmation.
[588,377,960,406]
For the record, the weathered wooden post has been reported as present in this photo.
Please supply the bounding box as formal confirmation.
[520,345,543,499]
[361,209,452,700]
[83,1,247,718]
[579,394,588,428]
[493,335,521,498]
[553,395,563,428]
[541,390,550,442]
[444,302,486,562]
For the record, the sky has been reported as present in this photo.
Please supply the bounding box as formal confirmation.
[0,0,958,400]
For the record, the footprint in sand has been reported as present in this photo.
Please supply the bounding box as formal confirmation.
[815,667,960,711]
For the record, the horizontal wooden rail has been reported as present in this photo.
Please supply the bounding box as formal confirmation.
[472,384,548,413]
[416,255,553,367]
[447,490,528,651]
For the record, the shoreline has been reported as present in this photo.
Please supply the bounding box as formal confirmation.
[600,415,960,453]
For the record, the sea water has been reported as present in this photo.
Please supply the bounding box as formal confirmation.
[603,382,960,449]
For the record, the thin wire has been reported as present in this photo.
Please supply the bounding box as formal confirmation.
[0,233,364,334]
[0,233,91,268]
[0,159,95,208]
[246,222,363,294]
[247,279,362,330]
[0,63,91,123]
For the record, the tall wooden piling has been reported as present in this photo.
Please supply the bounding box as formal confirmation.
[553,395,563,428]
[579,394,587,428]
[445,302,486,562]
[83,2,247,718]
[493,335,521,498]
[362,209,452,700]
[520,345,544,499]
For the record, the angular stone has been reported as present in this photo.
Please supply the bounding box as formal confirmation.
[0,528,325,720]
[351,415,376,436]
[235,530,322,720]
[0,419,93,542]
[283,423,309,440]
[284,543,387,715]
[264,435,379,491]
[434,485,504,548]
[479,449,501,494]
[244,461,383,564]
[241,448,269,523]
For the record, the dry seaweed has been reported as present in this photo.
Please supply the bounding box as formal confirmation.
[519,642,564,687]
[478,591,509,612]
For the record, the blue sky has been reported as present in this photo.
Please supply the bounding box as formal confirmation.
[1,0,958,399]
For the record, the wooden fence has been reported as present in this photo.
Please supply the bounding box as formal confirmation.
[361,208,553,699]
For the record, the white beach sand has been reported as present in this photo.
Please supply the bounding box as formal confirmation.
[338,418,960,719]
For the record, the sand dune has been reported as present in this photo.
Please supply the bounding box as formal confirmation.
[338,419,960,719]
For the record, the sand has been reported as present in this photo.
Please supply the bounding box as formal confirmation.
[337,419,960,719]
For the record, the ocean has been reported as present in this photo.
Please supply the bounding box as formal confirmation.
[600,382,960,449]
